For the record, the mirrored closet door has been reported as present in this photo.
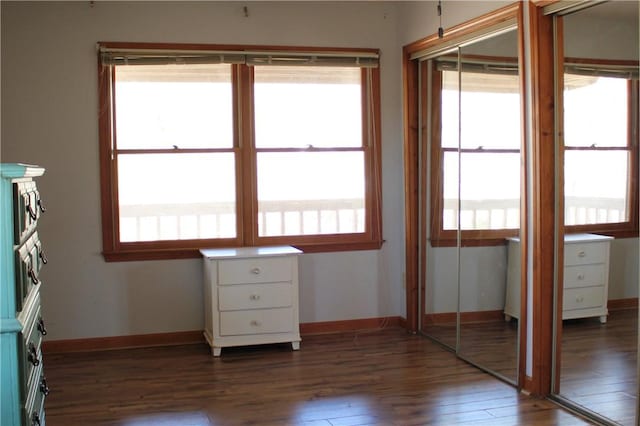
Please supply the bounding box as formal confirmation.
[416,18,523,385]
[549,1,639,424]
[457,29,521,382]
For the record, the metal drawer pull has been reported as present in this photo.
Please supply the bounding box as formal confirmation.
[37,318,48,336]
[249,294,260,301]
[28,268,39,285]
[28,343,40,366]
[577,251,586,257]
[250,320,261,326]
[40,377,50,396]
[37,198,46,213]
[26,202,38,220]
[250,267,261,275]
[31,412,41,426]
[39,248,48,265]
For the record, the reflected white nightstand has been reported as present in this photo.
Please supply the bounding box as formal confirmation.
[504,233,613,323]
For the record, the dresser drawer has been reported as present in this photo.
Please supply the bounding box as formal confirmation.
[218,257,293,285]
[21,303,46,399]
[220,308,294,336]
[15,233,46,313]
[219,283,293,311]
[24,366,47,426]
[13,181,44,245]
[564,242,608,266]
[564,264,606,289]
[563,286,605,311]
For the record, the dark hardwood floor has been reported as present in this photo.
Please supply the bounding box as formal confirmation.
[560,309,638,426]
[422,309,638,425]
[43,328,593,425]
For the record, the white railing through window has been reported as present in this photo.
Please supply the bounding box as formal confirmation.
[119,196,626,242]
[119,199,365,242]
[442,196,626,230]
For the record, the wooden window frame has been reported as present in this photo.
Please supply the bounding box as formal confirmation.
[98,42,383,262]
[429,58,523,247]
[562,73,639,239]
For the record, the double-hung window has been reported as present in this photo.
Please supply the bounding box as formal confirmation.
[563,62,639,237]
[431,57,522,246]
[98,43,382,261]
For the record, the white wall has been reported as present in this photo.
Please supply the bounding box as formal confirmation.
[564,3,639,61]
[397,1,513,46]
[0,1,406,341]
[426,246,509,314]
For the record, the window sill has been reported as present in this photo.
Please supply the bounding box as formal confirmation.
[102,239,385,262]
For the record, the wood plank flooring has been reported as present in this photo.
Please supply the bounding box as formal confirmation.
[423,309,638,425]
[560,309,638,426]
[43,328,593,425]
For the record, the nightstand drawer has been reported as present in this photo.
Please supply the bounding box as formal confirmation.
[564,242,608,266]
[563,286,605,311]
[219,283,293,311]
[564,264,606,289]
[220,308,294,336]
[218,257,293,285]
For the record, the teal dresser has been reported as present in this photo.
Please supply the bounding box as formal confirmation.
[1,164,48,426]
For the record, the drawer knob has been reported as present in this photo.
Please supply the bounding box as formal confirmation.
[249,294,261,301]
[250,320,261,327]
[37,318,48,336]
[28,268,39,285]
[577,273,585,281]
[577,251,586,258]
[39,377,50,396]
[251,267,261,275]
[576,296,584,303]
[31,412,41,426]
[28,343,40,366]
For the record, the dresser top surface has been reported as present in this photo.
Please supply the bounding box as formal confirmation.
[0,163,45,179]
[200,246,302,259]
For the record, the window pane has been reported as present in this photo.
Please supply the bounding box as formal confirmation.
[253,66,362,148]
[564,75,628,147]
[115,64,233,149]
[565,150,629,225]
[117,153,236,242]
[257,152,365,236]
[460,72,520,150]
[443,152,520,230]
[442,70,521,149]
[441,77,460,150]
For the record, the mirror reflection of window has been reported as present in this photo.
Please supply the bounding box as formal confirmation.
[564,74,631,226]
[441,67,521,231]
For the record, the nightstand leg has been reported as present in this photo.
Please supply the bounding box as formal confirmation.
[599,315,607,324]
[212,347,222,357]
[291,341,300,351]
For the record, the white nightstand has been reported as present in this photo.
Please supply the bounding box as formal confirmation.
[200,246,302,356]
